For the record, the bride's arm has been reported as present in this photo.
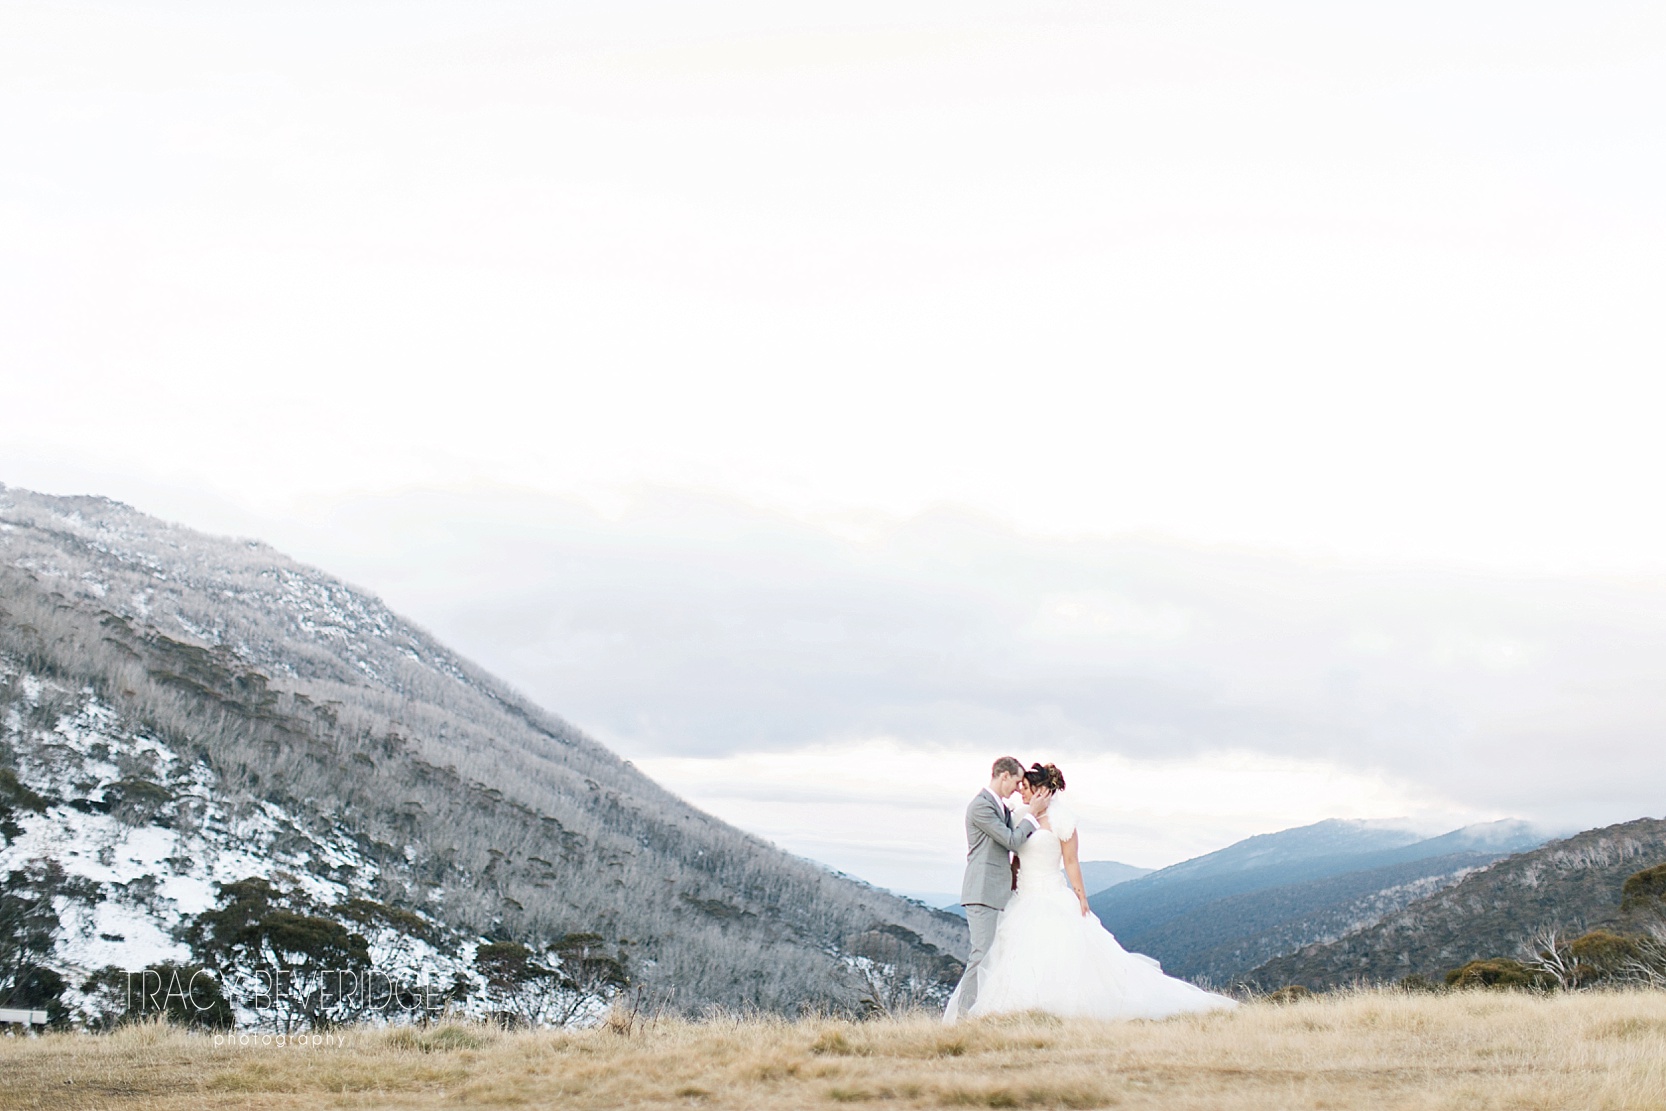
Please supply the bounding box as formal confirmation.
[1060,831,1091,916]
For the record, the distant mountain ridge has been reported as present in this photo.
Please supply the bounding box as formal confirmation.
[1089,818,1550,984]
[1250,817,1666,989]
[1078,860,1154,895]
[1158,851,1501,984]
[0,485,965,1019]
[916,859,1151,920]
[1134,819,1429,885]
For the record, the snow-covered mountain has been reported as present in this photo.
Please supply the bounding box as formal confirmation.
[0,485,964,1026]
[1,672,475,1025]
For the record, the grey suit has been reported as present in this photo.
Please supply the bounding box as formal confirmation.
[949,788,1037,1019]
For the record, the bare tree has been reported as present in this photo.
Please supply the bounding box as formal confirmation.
[1520,926,1580,989]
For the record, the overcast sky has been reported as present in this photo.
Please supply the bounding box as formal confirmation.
[4,1,1664,894]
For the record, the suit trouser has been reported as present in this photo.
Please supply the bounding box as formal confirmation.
[950,903,1000,1019]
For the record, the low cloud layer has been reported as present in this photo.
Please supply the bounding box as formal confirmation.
[631,740,1483,892]
[239,485,1666,880]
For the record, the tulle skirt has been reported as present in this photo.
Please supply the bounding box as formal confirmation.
[944,873,1238,1023]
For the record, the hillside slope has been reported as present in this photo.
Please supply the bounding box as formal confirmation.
[1090,819,1547,984]
[1168,851,1501,984]
[0,485,964,1018]
[1091,820,1430,943]
[1251,818,1666,989]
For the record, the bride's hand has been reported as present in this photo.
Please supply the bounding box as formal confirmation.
[1076,890,1091,916]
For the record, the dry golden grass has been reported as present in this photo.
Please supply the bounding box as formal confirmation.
[5,990,1666,1110]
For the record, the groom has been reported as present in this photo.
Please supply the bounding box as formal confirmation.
[948,756,1052,1021]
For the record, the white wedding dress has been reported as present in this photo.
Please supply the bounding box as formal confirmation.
[944,799,1237,1023]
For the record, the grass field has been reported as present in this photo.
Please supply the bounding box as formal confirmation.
[4,990,1666,1110]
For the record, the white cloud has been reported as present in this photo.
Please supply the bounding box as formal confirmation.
[633,738,1490,892]
[16,477,1664,857]
[7,479,1663,873]
[4,0,1666,574]
[1027,592,1195,643]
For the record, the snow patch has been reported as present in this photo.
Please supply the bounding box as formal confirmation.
[0,669,461,1026]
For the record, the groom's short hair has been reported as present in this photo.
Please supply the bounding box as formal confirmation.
[991,756,1023,778]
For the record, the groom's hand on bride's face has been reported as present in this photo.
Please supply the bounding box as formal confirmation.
[1030,788,1053,814]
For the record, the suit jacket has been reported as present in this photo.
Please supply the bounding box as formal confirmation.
[960,788,1037,910]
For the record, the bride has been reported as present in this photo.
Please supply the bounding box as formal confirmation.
[943,762,1237,1023]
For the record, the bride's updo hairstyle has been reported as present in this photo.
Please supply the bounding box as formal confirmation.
[1024,763,1066,792]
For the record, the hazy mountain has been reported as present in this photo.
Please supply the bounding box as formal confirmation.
[1078,860,1154,895]
[916,859,1152,921]
[1250,817,1666,989]
[1094,819,1422,940]
[0,485,965,1020]
[1149,852,1502,984]
[1089,818,1550,983]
